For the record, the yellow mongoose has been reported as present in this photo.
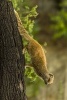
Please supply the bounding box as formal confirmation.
[14,10,54,85]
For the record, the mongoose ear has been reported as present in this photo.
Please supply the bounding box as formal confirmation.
[45,73,54,85]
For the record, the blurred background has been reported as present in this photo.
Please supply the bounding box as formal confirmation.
[12,0,67,100]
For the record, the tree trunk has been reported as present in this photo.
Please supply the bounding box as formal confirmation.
[0,0,26,100]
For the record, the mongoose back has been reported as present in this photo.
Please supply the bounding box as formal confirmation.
[14,10,54,85]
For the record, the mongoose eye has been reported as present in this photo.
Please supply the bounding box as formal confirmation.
[49,73,54,78]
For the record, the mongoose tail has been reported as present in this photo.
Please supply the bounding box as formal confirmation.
[14,10,33,41]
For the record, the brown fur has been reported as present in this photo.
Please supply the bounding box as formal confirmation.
[14,10,54,84]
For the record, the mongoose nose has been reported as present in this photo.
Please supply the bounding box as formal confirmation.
[45,73,54,85]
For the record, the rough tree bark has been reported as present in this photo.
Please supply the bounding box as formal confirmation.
[0,0,26,100]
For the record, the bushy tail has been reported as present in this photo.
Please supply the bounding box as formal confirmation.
[14,10,32,41]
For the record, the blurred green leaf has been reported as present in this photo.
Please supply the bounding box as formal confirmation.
[51,1,67,39]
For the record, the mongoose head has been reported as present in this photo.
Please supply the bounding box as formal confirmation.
[35,69,54,85]
[44,73,54,85]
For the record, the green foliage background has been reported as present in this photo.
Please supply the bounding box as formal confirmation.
[51,0,67,39]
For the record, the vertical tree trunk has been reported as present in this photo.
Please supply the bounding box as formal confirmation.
[0,0,26,100]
